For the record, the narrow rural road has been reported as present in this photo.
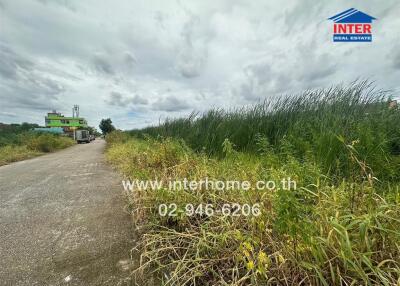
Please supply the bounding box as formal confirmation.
[0,139,134,285]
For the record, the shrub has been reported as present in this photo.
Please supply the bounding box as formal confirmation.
[26,134,74,152]
[0,132,74,165]
[105,130,130,147]
[129,81,400,182]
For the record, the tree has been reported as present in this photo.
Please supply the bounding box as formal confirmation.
[99,118,115,135]
[86,126,101,136]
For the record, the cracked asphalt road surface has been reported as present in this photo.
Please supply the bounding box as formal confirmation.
[0,139,134,285]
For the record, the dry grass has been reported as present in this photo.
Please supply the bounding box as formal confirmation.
[0,145,41,166]
[106,137,400,285]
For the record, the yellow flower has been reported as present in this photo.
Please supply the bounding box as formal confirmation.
[246,260,255,271]
[277,254,285,265]
[243,241,253,251]
[258,251,269,265]
[243,249,250,258]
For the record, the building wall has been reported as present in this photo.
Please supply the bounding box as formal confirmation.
[45,116,88,128]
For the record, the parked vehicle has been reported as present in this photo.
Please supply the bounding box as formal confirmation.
[75,130,90,143]
[89,135,95,141]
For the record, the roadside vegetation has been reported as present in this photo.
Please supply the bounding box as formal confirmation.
[106,82,400,285]
[0,123,75,166]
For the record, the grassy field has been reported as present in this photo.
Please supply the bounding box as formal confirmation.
[106,82,400,285]
[0,124,75,166]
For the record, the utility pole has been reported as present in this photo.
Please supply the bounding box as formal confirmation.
[72,105,79,118]
[72,105,79,141]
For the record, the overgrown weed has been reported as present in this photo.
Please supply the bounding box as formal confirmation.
[107,82,400,285]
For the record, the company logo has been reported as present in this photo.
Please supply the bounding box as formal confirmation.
[328,8,376,42]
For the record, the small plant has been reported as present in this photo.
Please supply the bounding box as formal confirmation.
[222,138,235,156]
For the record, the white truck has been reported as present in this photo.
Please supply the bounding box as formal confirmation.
[75,130,90,143]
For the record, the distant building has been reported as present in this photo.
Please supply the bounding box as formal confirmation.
[45,110,88,133]
[33,127,65,134]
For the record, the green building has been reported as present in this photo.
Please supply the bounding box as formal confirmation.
[45,111,88,129]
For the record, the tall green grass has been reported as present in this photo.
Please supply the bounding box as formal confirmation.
[130,81,400,182]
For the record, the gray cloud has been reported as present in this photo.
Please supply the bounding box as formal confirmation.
[107,92,125,106]
[0,45,34,79]
[0,111,18,118]
[0,0,399,129]
[0,44,65,111]
[92,54,114,75]
[177,14,208,78]
[36,0,77,12]
[131,94,148,105]
[393,50,400,70]
[106,92,148,107]
[152,95,190,112]
[124,52,137,67]
[296,43,337,83]
[232,62,273,101]
[283,0,324,33]
[0,82,62,111]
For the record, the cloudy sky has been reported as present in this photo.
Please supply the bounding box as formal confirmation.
[1,0,399,130]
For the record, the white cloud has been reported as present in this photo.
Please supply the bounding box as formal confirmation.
[0,0,399,129]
